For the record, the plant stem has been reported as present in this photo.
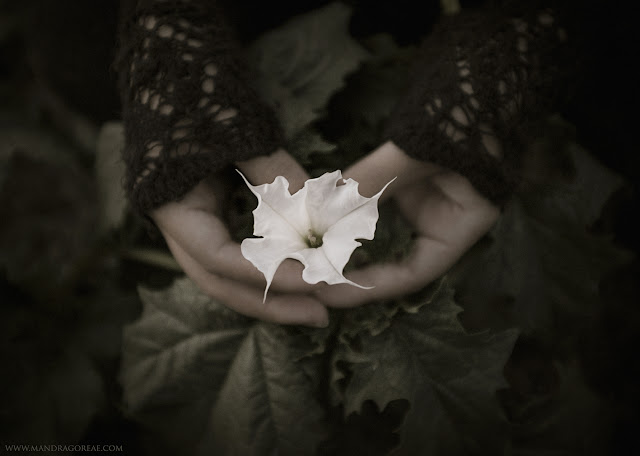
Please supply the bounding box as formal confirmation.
[120,247,183,272]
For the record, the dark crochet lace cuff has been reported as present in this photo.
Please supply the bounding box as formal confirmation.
[116,0,284,215]
[384,5,575,206]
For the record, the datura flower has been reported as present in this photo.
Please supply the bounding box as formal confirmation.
[239,170,394,301]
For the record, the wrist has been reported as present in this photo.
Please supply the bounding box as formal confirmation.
[343,141,443,198]
[236,148,309,193]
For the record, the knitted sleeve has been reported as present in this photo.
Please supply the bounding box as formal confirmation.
[383,2,578,206]
[115,0,284,215]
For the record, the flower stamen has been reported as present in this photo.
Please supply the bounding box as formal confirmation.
[306,229,323,248]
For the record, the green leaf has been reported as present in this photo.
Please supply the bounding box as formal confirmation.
[330,34,416,128]
[120,278,251,451]
[347,201,415,270]
[504,360,612,456]
[201,323,329,455]
[95,121,128,234]
[334,279,518,455]
[249,2,369,139]
[121,278,251,409]
[328,203,417,341]
[519,116,625,229]
[121,278,329,454]
[318,399,409,456]
[451,137,633,333]
[318,34,417,170]
[288,128,337,167]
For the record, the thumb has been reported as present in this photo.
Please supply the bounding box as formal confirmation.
[236,148,309,193]
[343,141,442,199]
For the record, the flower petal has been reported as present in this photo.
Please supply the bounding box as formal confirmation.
[304,171,392,236]
[241,236,307,302]
[289,247,371,289]
[318,177,394,277]
[238,170,394,301]
[238,171,310,239]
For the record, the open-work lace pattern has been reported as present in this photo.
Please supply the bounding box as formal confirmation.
[116,0,283,214]
[384,5,574,205]
[116,0,578,214]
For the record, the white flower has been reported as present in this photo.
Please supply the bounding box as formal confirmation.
[238,170,394,301]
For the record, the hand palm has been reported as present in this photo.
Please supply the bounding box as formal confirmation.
[151,149,330,326]
[152,143,499,323]
[315,144,499,307]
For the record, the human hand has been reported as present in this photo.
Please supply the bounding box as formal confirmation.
[151,149,329,327]
[315,141,500,307]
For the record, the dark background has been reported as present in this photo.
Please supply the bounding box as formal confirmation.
[1,0,638,454]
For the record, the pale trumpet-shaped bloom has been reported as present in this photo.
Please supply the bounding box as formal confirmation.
[238,170,395,302]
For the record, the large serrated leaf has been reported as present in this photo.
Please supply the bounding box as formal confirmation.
[288,129,337,167]
[334,279,518,455]
[328,34,416,128]
[451,140,633,333]
[119,278,251,452]
[249,2,369,139]
[121,278,329,454]
[316,34,417,172]
[121,278,250,411]
[200,323,328,455]
[504,360,612,456]
[519,117,625,229]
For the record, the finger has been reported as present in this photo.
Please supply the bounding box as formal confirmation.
[215,240,328,294]
[395,178,499,246]
[315,237,453,308]
[236,148,310,193]
[166,235,330,327]
[156,200,321,293]
[343,141,443,199]
[161,212,324,293]
[426,170,501,214]
[318,179,499,308]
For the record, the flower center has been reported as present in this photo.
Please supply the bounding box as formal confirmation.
[305,229,323,248]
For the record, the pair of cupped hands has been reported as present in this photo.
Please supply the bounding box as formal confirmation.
[152,141,499,327]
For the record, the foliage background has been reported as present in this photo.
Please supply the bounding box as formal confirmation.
[1,0,639,454]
